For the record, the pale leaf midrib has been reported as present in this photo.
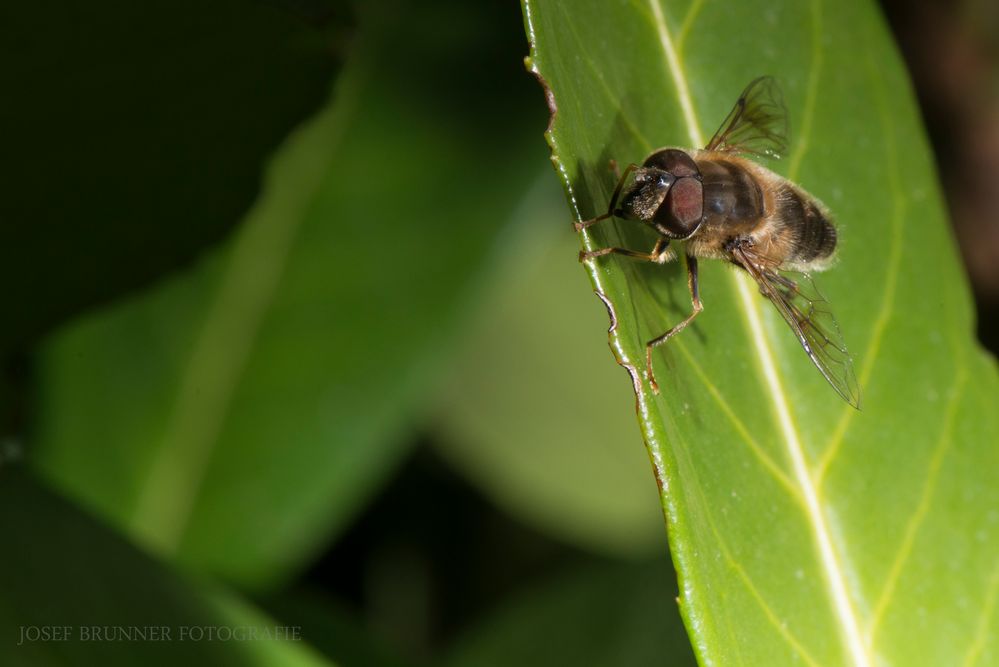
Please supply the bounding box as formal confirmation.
[646,2,871,665]
[676,427,822,667]
[671,340,799,497]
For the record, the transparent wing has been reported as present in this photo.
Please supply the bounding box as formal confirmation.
[731,244,861,408]
[706,76,789,160]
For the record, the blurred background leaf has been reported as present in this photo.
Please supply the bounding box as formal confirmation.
[525,0,999,664]
[432,173,665,558]
[0,0,348,355]
[29,0,546,591]
[445,560,697,667]
[0,467,334,667]
[263,591,416,667]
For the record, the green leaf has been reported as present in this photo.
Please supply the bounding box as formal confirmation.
[263,591,416,667]
[445,559,696,667]
[0,467,334,667]
[523,1,999,665]
[0,0,345,352]
[30,0,541,590]
[433,174,665,557]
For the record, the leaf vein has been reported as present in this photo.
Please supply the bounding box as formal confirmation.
[678,432,823,667]
[865,368,968,646]
[647,3,870,663]
[556,5,653,156]
[129,66,359,550]
[961,560,999,667]
[814,46,907,484]
[733,275,870,667]
[676,0,705,54]
[671,340,801,499]
[786,0,823,181]
[646,0,703,145]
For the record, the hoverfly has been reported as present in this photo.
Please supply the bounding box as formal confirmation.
[577,77,860,408]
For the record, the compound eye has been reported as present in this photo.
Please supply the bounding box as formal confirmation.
[654,175,703,238]
[643,149,700,178]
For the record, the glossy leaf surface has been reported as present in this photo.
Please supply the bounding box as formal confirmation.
[523,1,999,664]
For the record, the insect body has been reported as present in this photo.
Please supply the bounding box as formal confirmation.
[577,77,859,408]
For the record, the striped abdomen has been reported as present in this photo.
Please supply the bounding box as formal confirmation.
[694,156,837,269]
[773,183,837,266]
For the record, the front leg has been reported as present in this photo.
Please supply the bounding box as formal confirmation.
[579,237,674,264]
[573,162,638,231]
[645,255,703,394]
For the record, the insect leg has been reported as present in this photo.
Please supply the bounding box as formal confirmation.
[579,237,672,264]
[573,163,638,231]
[645,255,703,394]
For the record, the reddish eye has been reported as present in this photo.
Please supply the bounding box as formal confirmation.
[668,177,703,226]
